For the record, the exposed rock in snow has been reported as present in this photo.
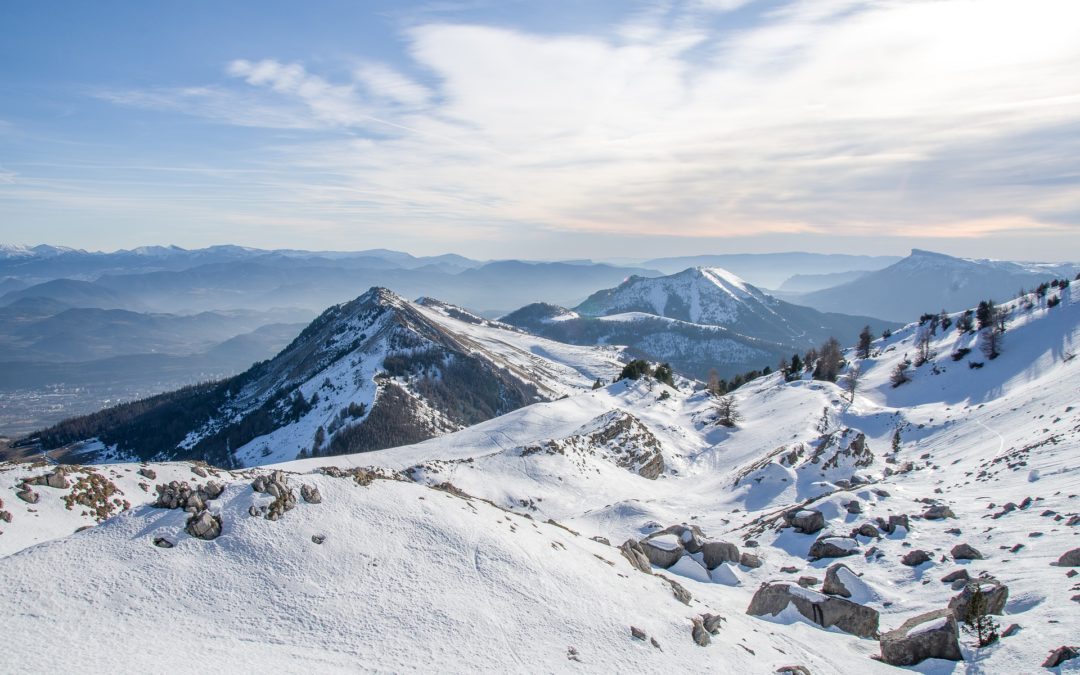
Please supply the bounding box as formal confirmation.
[1042,645,1079,668]
[901,550,932,567]
[809,537,859,560]
[746,581,879,638]
[948,579,1009,618]
[951,543,983,560]
[1057,548,1080,567]
[185,510,222,540]
[784,509,826,535]
[878,609,962,666]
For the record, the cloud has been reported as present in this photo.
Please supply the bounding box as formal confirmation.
[92,0,1080,249]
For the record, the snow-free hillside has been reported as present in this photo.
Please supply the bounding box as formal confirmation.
[2,284,1079,672]
[20,288,626,468]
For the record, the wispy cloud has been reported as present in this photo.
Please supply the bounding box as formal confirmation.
[68,0,1080,250]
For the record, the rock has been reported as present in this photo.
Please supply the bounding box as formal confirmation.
[650,637,661,650]
[776,667,811,675]
[591,536,610,546]
[1001,623,1020,637]
[647,524,706,553]
[823,563,858,598]
[739,552,763,569]
[797,576,819,588]
[45,471,70,489]
[15,489,39,504]
[702,613,724,634]
[941,569,970,584]
[901,550,932,567]
[138,467,157,480]
[878,608,962,666]
[855,523,880,538]
[878,514,910,534]
[846,501,863,515]
[809,536,859,560]
[658,574,692,605]
[948,579,1008,618]
[744,539,759,548]
[618,539,653,574]
[191,465,208,478]
[1057,548,1080,567]
[951,543,983,560]
[873,488,890,498]
[922,504,956,520]
[780,566,800,574]
[700,540,741,569]
[784,509,826,535]
[300,484,322,504]
[0,510,11,523]
[154,480,220,511]
[630,626,646,640]
[746,581,879,638]
[185,510,222,540]
[311,534,326,545]
[691,617,711,646]
[201,481,224,500]
[1042,646,1079,668]
[639,537,685,568]
[153,537,174,548]
[1068,570,1078,578]
[945,527,962,535]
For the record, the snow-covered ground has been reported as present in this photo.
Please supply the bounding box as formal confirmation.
[2,284,1078,672]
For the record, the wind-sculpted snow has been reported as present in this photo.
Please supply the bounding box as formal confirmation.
[2,286,1079,672]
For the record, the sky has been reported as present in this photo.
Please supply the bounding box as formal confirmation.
[2,0,1080,261]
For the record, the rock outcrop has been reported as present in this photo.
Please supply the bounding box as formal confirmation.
[879,609,962,666]
[784,509,826,535]
[746,581,879,638]
[809,536,859,560]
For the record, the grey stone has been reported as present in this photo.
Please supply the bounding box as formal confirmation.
[15,488,39,504]
[856,523,880,538]
[138,467,157,480]
[784,509,826,535]
[941,569,970,584]
[702,613,724,634]
[311,534,326,544]
[797,576,819,588]
[630,626,646,640]
[740,552,763,569]
[153,537,174,548]
[878,514,910,534]
[948,579,1008,618]
[809,536,859,560]
[879,608,962,666]
[701,540,741,569]
[823,563,857,598]
[846,501,862,515]
[922,504,956,520]
[1042,646,1079,668]
[776,667,812,675]
[647,524,706,553]
[185,510,222,540]
[951,543,983,560]
[691,617,711,646]
[1002,623,1020,637]
[618,539,653,574]
[746,581,879,638]
[591,536,610,546]
[639,537,685,568]
[191,465,208,478]
[901,549,932,567]
[1057,548,1080,567]
[301,483,322,504]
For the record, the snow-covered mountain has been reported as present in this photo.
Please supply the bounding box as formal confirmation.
[2,281,1078,672]
[795,249,1079,322]
[19,288,625,467]
[503,267,895,378]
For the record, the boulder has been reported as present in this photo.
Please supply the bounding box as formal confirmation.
[630,626,646,641]
[776,667,811,675]
[746,581,879,638]
[809,536,859,560]
[797,576,819,588]
[951,543,983,560]
[591,536,610,546]
[658,574,692,605]
[823,563,858,598]
[922,504,956,520]
[639,536,685,568]
[948,579,1008,618]
[846,501,863,515]
[1057,548,1080,567]
[191,465,209,478]
[878,514,910,534]
[647,524,706,553]
[784,509,826,535]
[879,609,962,666]
[855,523,880,538]
[301,484,322,504]
[1043,646,1079,668]
[201,481,224,500]
[739,552,763,569]
[701,540,741,569]
[185,510,222,540]
[901,550,932,567]
[311,534,326,545]
[702,613,724,634]
[941,569,970,584]
[153,537,174,548]
[138,467,157,480]
[15,489,39,504]
[618,540,653,574]
[691,617,710,646]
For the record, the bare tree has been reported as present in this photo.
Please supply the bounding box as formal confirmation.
[715,395,742,427]
[842,363,862,403]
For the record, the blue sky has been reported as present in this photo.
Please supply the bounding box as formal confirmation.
[2,0,1079,260]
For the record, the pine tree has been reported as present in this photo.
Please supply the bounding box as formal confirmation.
[957,309,975,333]
[962,583,1000,647]
[857,325,873,360]
[976,300,995,330]
[890,359,912,387]
[592,378,604,390]
[891,426,901,453]
[813,337,843,382]
[654,363,675,387]
[715,395,742,427]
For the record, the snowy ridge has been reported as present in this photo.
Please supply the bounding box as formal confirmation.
[2,284,1079,671]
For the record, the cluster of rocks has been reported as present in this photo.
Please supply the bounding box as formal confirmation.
[185,510,222,540]
[628,524,761,575]
[746,580,880,638]
[689,613,725,646]
[153,480,225,512]
[15,468,73,504]
[249,471,297,520]
[628,625,662,650]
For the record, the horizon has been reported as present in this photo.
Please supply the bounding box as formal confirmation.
[4,1,1080,260]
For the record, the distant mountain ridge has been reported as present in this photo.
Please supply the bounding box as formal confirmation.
[793,249,1080,321]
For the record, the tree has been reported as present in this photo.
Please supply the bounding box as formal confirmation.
[617,359,652,381]
[939,309,952,330]
[962,583,1000,647]
[891,426,902,454]
[857,325,873,360]
[813,337,843,382]
[787,353,803,381]
[914,325,935,366]
[890,359,912,387]
[592,378,604,390]
[654,363,675,387]
[707,368,721,395]
[976,300,995,330]
[715,395,742,427]
[980,324,1003,360]
[312,425,326,455]
[957,309,975,333]
[841,363,862,403]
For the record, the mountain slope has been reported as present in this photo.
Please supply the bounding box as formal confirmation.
[19,288,625,467]
[796,249,1079,322]
[503,267,895,378]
